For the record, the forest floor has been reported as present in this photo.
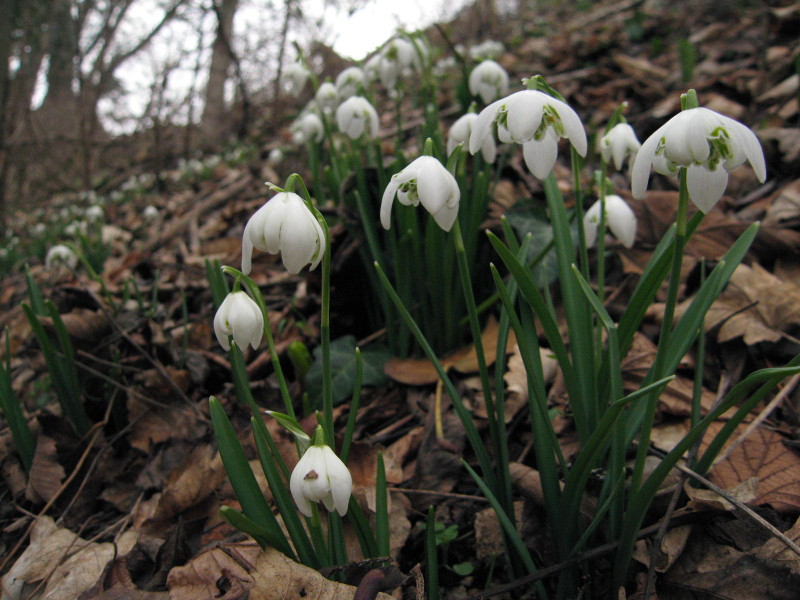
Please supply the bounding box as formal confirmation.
[1,1,800,599]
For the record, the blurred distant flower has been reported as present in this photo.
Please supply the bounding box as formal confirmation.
[85,205,104,222]
[214,290,263,351]
[335,96,379,140]
[143,205,159,221]
[291,113,324,145]
[282,62,310,97]
[470,89,587,179]
[381,156,460,232]
[583,195,637,248]
[599,123,641,171]
[46,245,77,270]
[433,55,457,77]
[379,37,418,89]
[469,40,504,61]
[315,82,338,113]
[335,66,366,100]
[242,192,324,275]
[268,148,284,165]
[632,106,767,212]
[448,112,496,163]
[290,434,352,517]
[468,60,509,104]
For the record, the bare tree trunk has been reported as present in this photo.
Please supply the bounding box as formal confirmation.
[0,0,14,237]
[200,0,238,143]
[272,0,297,104]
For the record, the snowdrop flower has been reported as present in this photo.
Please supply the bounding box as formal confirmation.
[470,89,587,179]
[291,113,324,145]
[469,40,504,61]
[335,96,379,140]
[282,62,309,97]
[45,245,77,270]
[468,60,509,104]
[85,205,104,221]
[315,82,338,113]
[335,66,366,100]
[143,205,159,221]
[267,148,284,165]
[242,191,324,275]
[213,291,264,351]
[583,195,637,248]
[631,106,767,212]
[599,123,641,171]
[290,434,352,517]
[381,156,460,232]
[364,53,383,82]
[448,112,496,163]
[379,38,418,89]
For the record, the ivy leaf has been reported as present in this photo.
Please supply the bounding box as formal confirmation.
[304,336,391,405]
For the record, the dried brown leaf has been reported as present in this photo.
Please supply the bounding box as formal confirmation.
[25,434,65,504]
[166,545,393,600]
[384,316,516,385]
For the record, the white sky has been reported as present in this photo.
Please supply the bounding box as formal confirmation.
[326,0,471,60]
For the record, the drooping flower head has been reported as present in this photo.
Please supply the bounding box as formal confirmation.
[213,290,264,351]
[335,96,379,140]
[381,156,460,232]
[469,40,504,61]
[378,37,418,90]
[290,429,352,517]
[448,112,496,163]
[335,66,367,100]
[599,122,641,172]
[469,88,587,179]
[45,244,77,270]
[315,82,339,113]
[631,100,766,212]
[468,60,509,105]
[583,194,637,249]
[282,62,310,97]
[291,112,324,145]
[242,191,324,275]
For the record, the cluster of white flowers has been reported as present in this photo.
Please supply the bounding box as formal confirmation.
[46,244,78,270]
[469,39,504,61]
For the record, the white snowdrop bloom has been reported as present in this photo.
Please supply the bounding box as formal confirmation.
[143,205,159,221]
[433,56,457,76]
[282,62,310,97]
[290,441,352,517]
[291,113,324,145]
[315,82,338,113]
[335,66,366,100]
[583,195,637,249]
[364,53,383,82]
[213,291,264,351]
[599,123,641,171]
[469,40,504,61]
[85,205,103,221]
[267,148,284,165]
[379,38,418,90]
[335,96,379,140]
[242,192,324,275]
[468,60,509,105]
[45,245,77,270]
[469,89,587,179]
[631,107,767,213]
[448,112,496,163]
[381,156,460,232]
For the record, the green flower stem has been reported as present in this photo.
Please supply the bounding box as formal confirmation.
[374,261,496,489]
[376,453,390,557]
[308,503,332,567]
[629,168,689,495]
[224,267,295,420]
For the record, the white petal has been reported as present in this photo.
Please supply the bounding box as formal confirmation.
[469,99,504,154]
[605,195,637,248]
[324,449,352,516]
[213,306,231,350]
[481,135,497,163]
[631,124,666,199]
[583,201,601,248]
[726,118,766,182]
[553,98,587,157]
[522,131,558,179]
[380,178,400,229]
[506,91,543,142]
[687,164,728,212]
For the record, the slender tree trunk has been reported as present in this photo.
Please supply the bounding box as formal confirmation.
[200,0,238,143]
[0,0,17,237]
